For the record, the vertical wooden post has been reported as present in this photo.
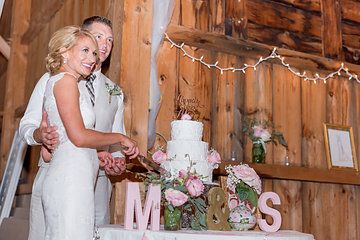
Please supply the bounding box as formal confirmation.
[119,0,152,153]
[0,0,31,177]
[112,0,153,223]
[321,0,343,59]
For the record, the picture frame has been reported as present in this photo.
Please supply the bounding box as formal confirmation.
[323,123,358,171]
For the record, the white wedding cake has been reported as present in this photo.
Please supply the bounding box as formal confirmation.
[161,119,215,183]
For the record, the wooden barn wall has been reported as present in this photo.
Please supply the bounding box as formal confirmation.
[25,0,115,99]
[1,0,152,186]
[0,0,121,189]
[1,0,360,239]
[155,1,360,240]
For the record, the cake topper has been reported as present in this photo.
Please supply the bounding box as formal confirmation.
[175,94,203,120]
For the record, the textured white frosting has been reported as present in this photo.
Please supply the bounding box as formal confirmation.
[164,119,214,183]
[171,120,203,141]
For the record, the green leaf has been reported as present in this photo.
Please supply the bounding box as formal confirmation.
[167,205,174,211]
[235,182,258,208]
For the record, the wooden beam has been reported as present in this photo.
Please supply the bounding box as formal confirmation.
[119,0,152,154]
[218,163,360,185]
[0,0,31,178]
[0,35,10,59]
[321,0,343,60]
[113,0,153,224]
[166,24,360,75]
[21,0,65,44]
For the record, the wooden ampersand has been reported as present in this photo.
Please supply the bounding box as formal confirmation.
[206,187,231,231]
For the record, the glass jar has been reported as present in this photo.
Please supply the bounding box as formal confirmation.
[164,205,182,231]
[252,141,265,163]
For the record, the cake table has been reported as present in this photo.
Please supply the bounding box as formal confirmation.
[96,225,315,240]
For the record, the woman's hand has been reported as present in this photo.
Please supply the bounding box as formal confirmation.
[120,136,140,159]
[41,145,52,163]
[98,151,114,169]
[105,157,126,176]
[98,151,126,176]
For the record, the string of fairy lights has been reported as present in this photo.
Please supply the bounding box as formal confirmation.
[164,33,360,84]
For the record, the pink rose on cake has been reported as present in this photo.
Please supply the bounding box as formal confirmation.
[164,188,188,207]
[185,176,205,197]
[178,169,187,178]
[180,113,192,120]
[207,149,221,168]
[152,149,167,164]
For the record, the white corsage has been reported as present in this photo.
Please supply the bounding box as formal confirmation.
[105,83,123,103]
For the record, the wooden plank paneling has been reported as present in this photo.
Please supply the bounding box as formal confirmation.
[107,0,124,84]
[225,0,246,38]
[272,65,302,231]
[155,41,178,143]
[179,0,212,142]
[321,0,342,60]
[242,60,273,163]
[276,0,321,12]
[211,53,237,164]
[246,0,322,38]
[0,0,31,177]
[342,21,360,65]
[272,65,302,166]
[119,0,152,152]
[166,24,360,75]
[247,22,322,55]
[341,0,360,22]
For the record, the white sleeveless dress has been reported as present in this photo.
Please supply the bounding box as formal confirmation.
[42,73,99,240]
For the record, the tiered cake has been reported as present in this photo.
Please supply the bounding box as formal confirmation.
[161,119,214,183]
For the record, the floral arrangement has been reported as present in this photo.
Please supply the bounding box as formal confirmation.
[225,164,262,211]
[242,117,288,150]
[144,148,223,230]
[144,166,208,230]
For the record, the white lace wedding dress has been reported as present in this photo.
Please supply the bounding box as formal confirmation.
[42,73,99,240]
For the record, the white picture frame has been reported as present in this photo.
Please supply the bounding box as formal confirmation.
[323,123,358,171]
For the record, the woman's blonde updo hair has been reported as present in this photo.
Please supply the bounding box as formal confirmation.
[46,25,99,74]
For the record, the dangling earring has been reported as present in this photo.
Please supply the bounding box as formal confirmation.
[63,58,68,64]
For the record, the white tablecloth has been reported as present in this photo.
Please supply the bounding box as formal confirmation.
[97,225,315,240]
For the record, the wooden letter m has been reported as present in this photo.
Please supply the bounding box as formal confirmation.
[124,182,161,231]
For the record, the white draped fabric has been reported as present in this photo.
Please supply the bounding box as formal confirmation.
[147,0,175,148]
[97,225,315,240]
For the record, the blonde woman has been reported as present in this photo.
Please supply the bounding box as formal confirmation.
[40,26,138,240]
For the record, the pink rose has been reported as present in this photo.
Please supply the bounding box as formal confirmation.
[178,169,187,178]
[253,126,271,142]
[207,149,221,165]
[152,150,167,164]
[181,114,192,120]
[164,188,188,207]
[185,177,205,197]
[229,197,239,210]
[232,164,262,194]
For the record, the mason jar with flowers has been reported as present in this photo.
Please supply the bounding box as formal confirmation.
[148,150,208,231]
[242,118,288,164]
[225,164,262,231]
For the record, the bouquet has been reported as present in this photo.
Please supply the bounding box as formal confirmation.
[144,153,208,230]
[225,164,262,210]
[242,117,288,150]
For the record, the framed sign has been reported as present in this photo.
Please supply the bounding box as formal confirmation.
[323,124,358,171]
[0,130,27,224]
